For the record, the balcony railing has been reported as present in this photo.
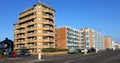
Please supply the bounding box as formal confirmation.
[19,10,36,18]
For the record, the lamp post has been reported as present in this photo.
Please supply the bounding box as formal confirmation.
[38,42,42,60]
[96,48,98,53]
[38,49,42,60]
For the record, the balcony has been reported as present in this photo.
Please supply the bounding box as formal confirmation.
[43,45,52,48]
[14,41,25,44]
[43,9,54,15]
[16,35,26,39]
[43,21,50,24]
[27,28,37,31]
[43,33,50,36]
[19,10,36,18]
[26,45,37,49]
[14,47,19,50]
[17,30,26,34]
[27,22,36,26]
[19,15,36,23]
[15,41,26,44]
[43,27,50,30]
[43,33,54,37]
[19,25,26,28]
[15,25,26,30]
[28,39,37,43]
[14,42,20,44]
[20,41,26,44]
[43,22,54,26]
[50,33,55,35]
[43,39,54,42]
[67,43,73,46]
[43,15,50,19]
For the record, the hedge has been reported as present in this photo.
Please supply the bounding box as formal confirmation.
[42,48,68,52]
[0,50,4,57]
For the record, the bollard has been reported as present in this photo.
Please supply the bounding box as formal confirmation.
[38,53,41,60]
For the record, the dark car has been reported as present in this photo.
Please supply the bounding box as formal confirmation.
[68,49,79,54]
[16,52,30,56]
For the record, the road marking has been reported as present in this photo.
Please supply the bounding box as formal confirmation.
[65,60,74,63]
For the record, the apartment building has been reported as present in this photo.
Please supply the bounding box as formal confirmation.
[104,36,112,49]
[55,26,80,49]
[80,28,104,51]
[14,2,55,54]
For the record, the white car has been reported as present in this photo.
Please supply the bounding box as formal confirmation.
[81,49,85,52]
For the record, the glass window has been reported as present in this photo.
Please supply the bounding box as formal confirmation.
[86,31,89,35]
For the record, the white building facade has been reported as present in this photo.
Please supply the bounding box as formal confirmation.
[80,28,104,51]
[66,26,80,49]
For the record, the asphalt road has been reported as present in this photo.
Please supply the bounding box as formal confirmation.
[0,50,120,63]
[39,50,120,63]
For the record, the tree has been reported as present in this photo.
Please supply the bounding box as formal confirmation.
[90,47,96,52]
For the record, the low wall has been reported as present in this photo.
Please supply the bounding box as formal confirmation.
[42,51,67,55]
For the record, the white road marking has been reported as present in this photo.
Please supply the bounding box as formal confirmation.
[65,60,74,63]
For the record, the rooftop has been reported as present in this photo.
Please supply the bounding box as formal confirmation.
[19,2,55,15]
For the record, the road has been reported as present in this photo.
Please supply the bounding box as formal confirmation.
[0,50,120,63]
[39,50,120,63]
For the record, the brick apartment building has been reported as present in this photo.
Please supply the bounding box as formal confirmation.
[55,26,80,49]
[14,2,55,54]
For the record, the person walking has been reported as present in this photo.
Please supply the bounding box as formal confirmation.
[13,50,16,58]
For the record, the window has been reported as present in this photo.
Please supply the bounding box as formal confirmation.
[86,37,89,40]
[86,31,89,35]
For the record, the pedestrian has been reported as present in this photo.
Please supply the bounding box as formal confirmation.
[13,50,16,58]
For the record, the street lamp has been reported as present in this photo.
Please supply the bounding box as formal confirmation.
[38,42,42,60]
[38,48,42,60]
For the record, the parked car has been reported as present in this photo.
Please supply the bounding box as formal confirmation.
[16,52,30,56]
[67,49,79,54]
[81,49,85,53]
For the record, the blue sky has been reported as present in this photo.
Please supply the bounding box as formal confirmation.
[0,0,120,42]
